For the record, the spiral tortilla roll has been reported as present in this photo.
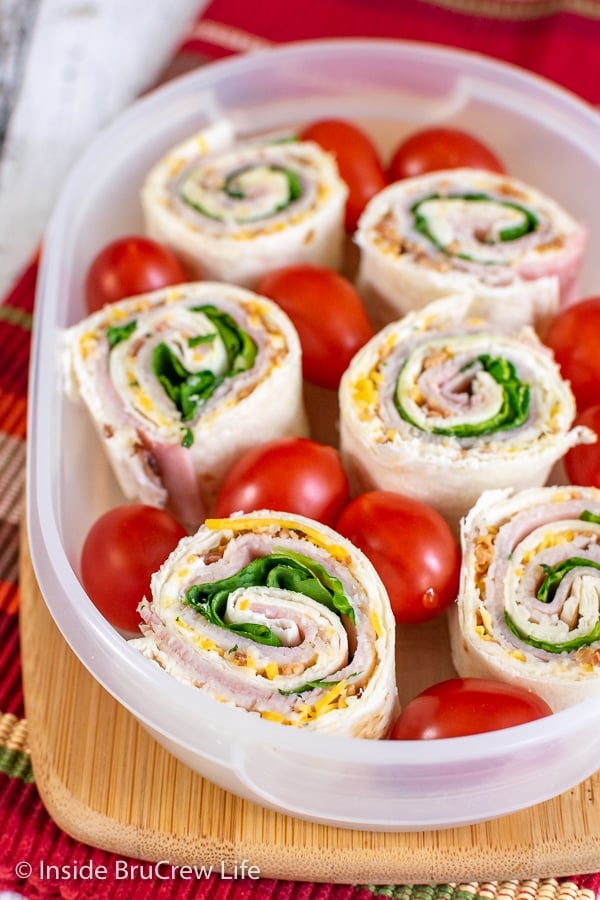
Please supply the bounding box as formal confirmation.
[339,294,593,531]
[141,122,348,288]
[355,167,587,332]
[130,510,399,737]
[64,282,308,529]
[449,486,600,711]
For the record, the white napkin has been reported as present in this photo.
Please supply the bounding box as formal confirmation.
[0,0,206,297]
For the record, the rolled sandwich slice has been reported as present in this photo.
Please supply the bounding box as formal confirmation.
[355,167,587,332]
[142,122,348,288]
[450,486,600,711]
[130,511,399,737]
[339,294,593,531]
[64,282,307,529]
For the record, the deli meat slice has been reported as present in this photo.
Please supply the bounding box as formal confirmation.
[450,486,600,711]
[130,511,399,738]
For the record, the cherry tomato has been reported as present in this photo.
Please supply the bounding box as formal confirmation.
[214,437,350,526]
[390,677,552,739]
[300,118,387,231]
[80,504,187,633]
[85,235,186,312]
[257,263,374,390]
[545,296,600,413]
[388,127,505,181]
[564,405,600,487]
[335,491,461,624]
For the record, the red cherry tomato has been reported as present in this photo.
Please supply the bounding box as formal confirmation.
[564,405,600,487]
[545,297,600,413]
[85,235,186,312]
[257,263,374,390]
[388,127,505,181]
[335,491,461,624]
[80,504,187,633]
[390,677,553,739]
[300,118,387,231]
[214,437,350,527]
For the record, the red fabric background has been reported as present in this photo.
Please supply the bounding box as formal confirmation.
[184,0,600,105]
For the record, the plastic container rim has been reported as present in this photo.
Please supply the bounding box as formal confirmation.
[27,37,600,776]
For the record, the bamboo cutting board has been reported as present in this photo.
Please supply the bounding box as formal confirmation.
[19,536,600,884]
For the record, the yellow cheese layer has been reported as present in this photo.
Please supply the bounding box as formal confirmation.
[204,516,351,563]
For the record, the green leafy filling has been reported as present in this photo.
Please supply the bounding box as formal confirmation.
[106,320,137,348]
[536,557,600,604]
[152,305,257,442]
[278,671,362,696]
[185,548,354,647]
[411,192,539,263]
[224,164,302,205]
[182,163,303,222]
[181,427,194,449]
[188,332,217,348]
[278,678,343,696]
[580,510,600,525]
[190,305,257,375]
[505,555,600,653]
[396,353,530,438]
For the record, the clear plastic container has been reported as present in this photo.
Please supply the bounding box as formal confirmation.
[27,39,600,831]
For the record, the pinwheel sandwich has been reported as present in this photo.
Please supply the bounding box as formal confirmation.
[339,294,593,531]
[355,167,587,333]
[450,486,600,711]
[130,510,400,738]
[63,282,308,529]
[142,121,348,288]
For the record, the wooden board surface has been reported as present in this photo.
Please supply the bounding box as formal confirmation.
[19,536,600,884]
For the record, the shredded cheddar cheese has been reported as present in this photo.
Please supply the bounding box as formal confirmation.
[479,608,493,633]
[129,386,157,415]
[264,662,279,680]
[351,375,379,409]
[475,607,494,641]
[475,626,494,642]
[551,490,577,503]
[295,680,350,724]
[260,710,287,723]
[105,306,134,323]
[521,530,576,563]
[79,331,98,360]
[194,635,220,653]
[370,609,383,639]
[167,157,186,177]
[313,680,348,713]
[204,516,352,563]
